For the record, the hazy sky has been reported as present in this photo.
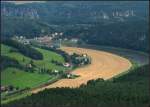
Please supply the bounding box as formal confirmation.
[5,1,46,4]
[3,1,148,5]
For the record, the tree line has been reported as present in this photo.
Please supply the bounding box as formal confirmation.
[2,39,43,60]
[1,56,21,71]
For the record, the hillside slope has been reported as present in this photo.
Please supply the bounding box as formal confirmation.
[1,43,66,94]
[2,65,149,107]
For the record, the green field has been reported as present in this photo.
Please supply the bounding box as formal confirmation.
[34,47,66,71]
[1,44,67,89]
[1,68,52,89]
[1,44,66,71]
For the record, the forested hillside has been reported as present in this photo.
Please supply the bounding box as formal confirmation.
[1,16,55,39]
[2,65,149,107]
[1,1,149,52]
[71,20,149,52]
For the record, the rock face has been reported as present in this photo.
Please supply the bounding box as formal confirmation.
[1,1,148,22]
[0,6,139,22]
[1,7,39,19]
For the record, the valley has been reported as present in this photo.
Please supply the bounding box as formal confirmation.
[1,40,149,104]
[1,43,149,106]
[1,1,149,107]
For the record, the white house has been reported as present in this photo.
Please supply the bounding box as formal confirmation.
[54,70,59,73]
[63,63,71,67]
[67,74,71,78]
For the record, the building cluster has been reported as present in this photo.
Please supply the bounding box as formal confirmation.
[12,32,64,48]
[34,36,53,44]
[12,36,30,45]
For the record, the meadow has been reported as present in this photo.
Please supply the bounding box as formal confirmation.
[1,43,68,93]
[1,44,66,71]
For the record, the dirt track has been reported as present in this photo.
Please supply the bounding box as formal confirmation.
[32,46,132,93]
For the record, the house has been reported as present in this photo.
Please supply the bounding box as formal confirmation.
[26,64,32,68]
[67,74,71,78]
[63,63,71,67]
[1,86,7,92]
[83,54,87,57]
[54,70,59,73]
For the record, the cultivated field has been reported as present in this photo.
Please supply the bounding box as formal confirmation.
[78,44,149,66]
[32,46,132,93]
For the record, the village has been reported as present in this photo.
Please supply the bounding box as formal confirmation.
[12,32,79,49]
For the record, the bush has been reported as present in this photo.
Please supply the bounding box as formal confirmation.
[1,56,22,70]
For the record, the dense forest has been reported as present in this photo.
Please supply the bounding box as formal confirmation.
[63,19,149,52]
[1,16,55,39]
[2,65,149,107]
